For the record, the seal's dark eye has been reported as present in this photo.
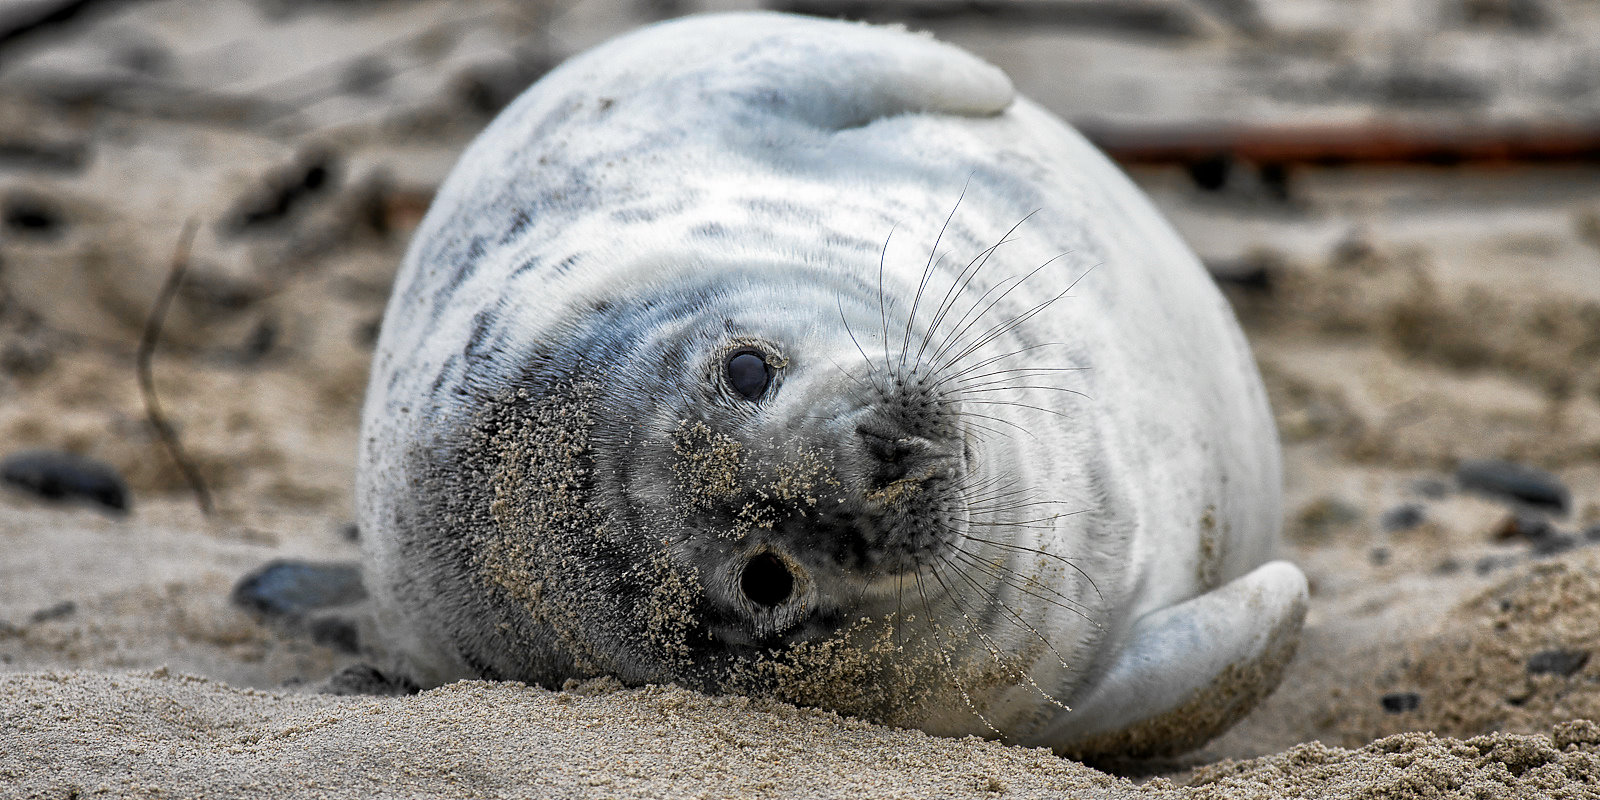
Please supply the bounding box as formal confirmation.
[725,350,771,400]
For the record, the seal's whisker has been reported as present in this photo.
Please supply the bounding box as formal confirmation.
[912,235,1017,374]
[959,532,1105,605]
[958,480,1037,508]
[940,363,1087,389]
[966,520,1066,532]
[932,277,1073,377]
[964,499,1076,514]
[945,544,1098,624]
[947,381,1091,399]
[912,566,1003,736]
[912,210,1040,374]
[925,269,1040,374]
[958,399,1076,421]
[835,298,886,394]
[934,262,1099,377]
[933,551,1080,683]
[930,342,1073,388]
[946,410,1021,445]
[921,230,1054,372]
[952,420,1007,447]
[877,223,898,380]
[943,375,1089,402]
[948,386,1090,407]
[899,183,970,378]
[894,571,907,650]
[900,250,954,379]
[947,409,1034,442]
[924,557,1073,707]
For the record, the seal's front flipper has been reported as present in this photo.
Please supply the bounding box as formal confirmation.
[1036,560,1308,760]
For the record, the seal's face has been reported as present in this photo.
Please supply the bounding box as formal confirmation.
[444,264,976,696]
[593,268,973,653]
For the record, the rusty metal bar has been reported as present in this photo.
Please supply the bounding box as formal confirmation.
[1077,120,1600,167]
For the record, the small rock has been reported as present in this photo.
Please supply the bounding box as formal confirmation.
[231,560,366,619]
[1527,649,1589,677]
[1381,692,1421,713]
[1379,503,1426,532]
[1457,459,1571,515]
[1531,533,1578,558]
[27,600,75,623]
[1186,153,1231,191]
[1293,496,1362,541]
[3,193,63,238]
[1475,554,1519,575]
[1492,512,1555,542]
[307,615,360,654]
[339,522,360,542]
[1,450,130,512]
[1411,478,1451,499]
[1368,546,1391,566]
[1583,524,1600,544]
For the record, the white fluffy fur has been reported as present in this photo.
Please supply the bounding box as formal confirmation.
[359,12,1306,754]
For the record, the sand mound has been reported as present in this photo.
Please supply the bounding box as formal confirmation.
[5,670,1599,799]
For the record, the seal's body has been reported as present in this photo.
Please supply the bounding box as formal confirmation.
[358,13,1307,757]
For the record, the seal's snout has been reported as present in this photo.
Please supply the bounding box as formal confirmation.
[740,552,794,607]
[857,424,962,487]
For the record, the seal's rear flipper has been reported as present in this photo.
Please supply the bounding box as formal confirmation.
[1038,560,1308,760]
[561,13,1016,130]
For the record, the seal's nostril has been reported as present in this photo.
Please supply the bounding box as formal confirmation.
[740,553,794,608]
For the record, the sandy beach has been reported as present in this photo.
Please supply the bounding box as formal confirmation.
[3,0,1600,796]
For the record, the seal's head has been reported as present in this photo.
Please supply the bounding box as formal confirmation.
[428,261,977,701]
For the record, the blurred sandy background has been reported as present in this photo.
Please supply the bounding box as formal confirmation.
[2,0,1599,796]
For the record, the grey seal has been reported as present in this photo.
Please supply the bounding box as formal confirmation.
[356,12,1307,758]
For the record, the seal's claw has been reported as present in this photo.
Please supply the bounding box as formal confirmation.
[1034,560,1309,759]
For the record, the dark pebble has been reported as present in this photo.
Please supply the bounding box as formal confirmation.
[231,560,366,619]
[27,600,75,623]
[222,150,341,233]
[1368,546,1391,566]
[340,522,360,542]
[1475,554,1519,575]
[308,615,360,654]
[1411,477,1451,499]
[3,194,63,237]
[1531,533,1578,558]
[1584,524,1600,544]
[1380,503,1426,532]
[1381,692,1421,713]
[320,663,419,697]
[1,450,130,512]
[1186,153,1232,191]
[1492,512,1555,542]
[1257,162,1292,203]
[1457,459,1571,515]
[1527,649,1589,677]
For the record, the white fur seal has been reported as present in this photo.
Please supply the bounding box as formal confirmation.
[356,12,1308,759]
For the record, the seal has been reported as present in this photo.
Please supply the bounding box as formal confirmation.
[356,12,1308,759]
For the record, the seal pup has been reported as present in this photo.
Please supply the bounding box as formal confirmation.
[356,12,1308,758]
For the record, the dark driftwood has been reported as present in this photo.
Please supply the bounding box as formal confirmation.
[136,220,214,517]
